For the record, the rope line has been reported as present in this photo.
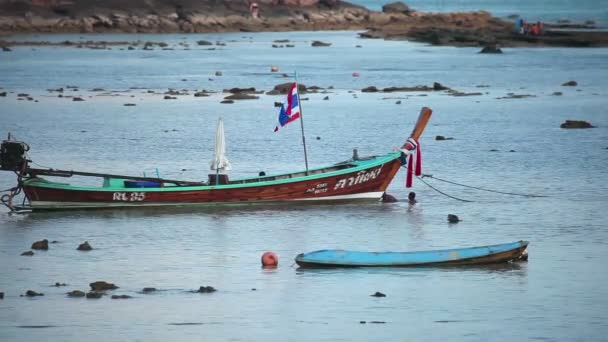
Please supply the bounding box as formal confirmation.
[421,174,547,198]
[415,175,474,202]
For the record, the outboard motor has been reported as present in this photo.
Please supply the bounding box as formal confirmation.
[0,138,29,172]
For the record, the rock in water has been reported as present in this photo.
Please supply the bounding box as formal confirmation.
[267,82,307,95]
[370,292,386,297]
[25,290,44,297]
[479,45,503,54]
[223,93,259,100]
[86,291,103,299]
[381,193,398,203]
[560,120,595,129]
[31,239,49,250]
[197,286,217,293]
[0,292,4,299]
[142,287,157,293]
[311,40,331,47]
[21,251,34,256]
[111,295,132,299]
[77,241,93,251]
[67,290,86,298]
[433,82,449,91]
[89,281,119,291]
[361,86,379,93]
[562,80,577,86]
[448,214,460,223]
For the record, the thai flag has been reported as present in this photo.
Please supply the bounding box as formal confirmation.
[274,83,301,132]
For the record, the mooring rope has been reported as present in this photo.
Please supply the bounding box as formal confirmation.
[415,175,474,202]
[421,174,547,198]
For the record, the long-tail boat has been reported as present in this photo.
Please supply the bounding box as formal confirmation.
[0,107,431,212]
[295,241,529,268]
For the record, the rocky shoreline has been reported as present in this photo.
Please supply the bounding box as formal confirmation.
[0,0,607,47]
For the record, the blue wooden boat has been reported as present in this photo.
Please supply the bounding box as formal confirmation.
[294,241,529,268]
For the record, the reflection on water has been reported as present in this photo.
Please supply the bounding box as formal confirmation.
[296,261,527,276]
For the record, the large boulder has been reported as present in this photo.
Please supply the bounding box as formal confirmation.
[382,2,411,14]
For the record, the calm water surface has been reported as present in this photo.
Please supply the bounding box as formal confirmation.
[0,31,607,341]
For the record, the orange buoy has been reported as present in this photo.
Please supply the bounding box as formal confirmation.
[261,251,278,267]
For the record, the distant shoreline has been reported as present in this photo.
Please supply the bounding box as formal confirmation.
[0,0,607,47]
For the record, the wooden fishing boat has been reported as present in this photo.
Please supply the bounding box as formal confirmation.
[294,241,529,268]
[0,107,431,212]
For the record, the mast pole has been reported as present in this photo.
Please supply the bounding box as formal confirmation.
[294,71,309,174]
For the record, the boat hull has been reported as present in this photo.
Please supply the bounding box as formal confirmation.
[294,241,529,268]
[22,155,402,210]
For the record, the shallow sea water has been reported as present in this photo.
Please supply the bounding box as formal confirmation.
[0,31,607,341]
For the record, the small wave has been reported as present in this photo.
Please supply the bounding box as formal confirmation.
[17,325,56,329]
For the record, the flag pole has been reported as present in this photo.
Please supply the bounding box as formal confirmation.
[294,71,309,174]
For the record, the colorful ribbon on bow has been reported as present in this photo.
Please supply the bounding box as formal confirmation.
[401,137,421,188]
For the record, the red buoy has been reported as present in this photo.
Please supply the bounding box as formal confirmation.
[261,252,278,267]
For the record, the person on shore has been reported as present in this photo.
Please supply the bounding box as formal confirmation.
[515,18,524,33]
[249,2,259,19]
[408,192,417,205]
[531,23,540,36]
